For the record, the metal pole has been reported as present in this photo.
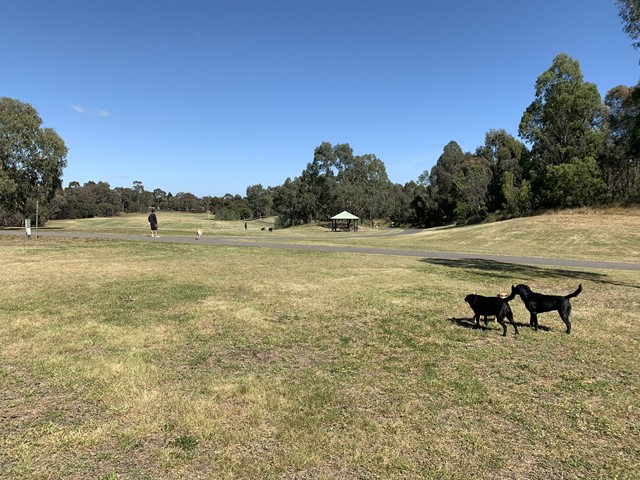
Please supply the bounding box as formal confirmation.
[35,199,39,239]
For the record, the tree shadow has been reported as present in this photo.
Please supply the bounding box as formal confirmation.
[421,258,640,289]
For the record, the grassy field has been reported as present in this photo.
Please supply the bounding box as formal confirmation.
[1,210,639,479]
[39,212,277,237]
[43,207,640,264]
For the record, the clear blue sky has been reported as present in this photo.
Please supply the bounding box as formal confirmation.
[2,1,638,197]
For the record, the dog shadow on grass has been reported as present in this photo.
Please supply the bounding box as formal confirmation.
[448,317,550,332]
[421,258,640,289]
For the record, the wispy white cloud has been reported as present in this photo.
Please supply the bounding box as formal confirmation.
[70,104,112,117]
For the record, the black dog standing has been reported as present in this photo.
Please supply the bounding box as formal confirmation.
[465,286,518,336]
[513,284,582,334]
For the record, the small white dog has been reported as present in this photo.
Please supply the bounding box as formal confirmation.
[196,229,203,240]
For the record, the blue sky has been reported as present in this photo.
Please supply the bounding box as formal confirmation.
[2,1,638,197]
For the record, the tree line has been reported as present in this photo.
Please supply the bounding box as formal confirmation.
[2,3,640,228]
[47,179,253,222]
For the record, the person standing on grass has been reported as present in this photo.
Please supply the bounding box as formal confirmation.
[148,208,158,237]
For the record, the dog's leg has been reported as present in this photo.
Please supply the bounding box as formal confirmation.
[507,311,519,335]
[560,312,572,334]
[496,314,507,336]
[530,312,538,331]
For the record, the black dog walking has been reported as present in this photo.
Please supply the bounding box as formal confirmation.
[513,284,582,334]
[465,286,518,336]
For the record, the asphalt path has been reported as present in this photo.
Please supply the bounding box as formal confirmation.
[1,229,638,271]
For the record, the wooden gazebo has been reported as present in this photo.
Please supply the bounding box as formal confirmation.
[330,211,360,232]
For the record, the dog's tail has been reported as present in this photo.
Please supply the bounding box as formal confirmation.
[502,285,517,302]
[565,284,582,299]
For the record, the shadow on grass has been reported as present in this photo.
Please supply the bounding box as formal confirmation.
[447,317,490,331]
[448,317,550,332]
[421,258,640,289]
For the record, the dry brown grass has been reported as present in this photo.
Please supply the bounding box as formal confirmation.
[312,206,640,264]
[42,206,640,264]
[1,229,639,479]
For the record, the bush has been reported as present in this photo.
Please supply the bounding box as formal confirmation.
[541,157,608,208]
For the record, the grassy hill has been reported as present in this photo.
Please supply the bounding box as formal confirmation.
[45,206,640,263]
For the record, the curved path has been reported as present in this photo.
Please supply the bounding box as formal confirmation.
[1,229,638,271]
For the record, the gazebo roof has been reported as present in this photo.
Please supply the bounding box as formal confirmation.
[330,210,359,220]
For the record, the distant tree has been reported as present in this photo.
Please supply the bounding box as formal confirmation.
[85,181,120,216]
[475,129,527,211]
[169,192,203,212]
[48,191,69,219]
[334,152,392,224]
[300,142,339,221]
[519,53,606,169]
[153,188,167,209]
[420,141,466,224]
[453,156,492,222]
[132,180,151,212]
[501,171,532,216]
[519,53,607,208]
[201,195,217,215]
[114,187,134,213]
[208,193,250,220]
[360,154,393,222]
[540,156,608,208]
[273,177,316,227]
[287,142,336,224]
[271,180,290,226]
[281,142,398,227]
[58,182,96,218]
[388,181,429,226]
[0,97,68,225]
[246,184,273,218]
[603,84,640,200]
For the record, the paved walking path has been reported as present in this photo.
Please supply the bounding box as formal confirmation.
[1,229,638,271]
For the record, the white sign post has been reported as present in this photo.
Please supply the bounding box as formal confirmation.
[25,218,32,239]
